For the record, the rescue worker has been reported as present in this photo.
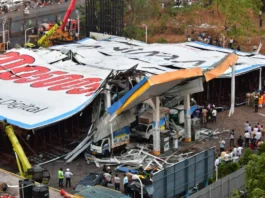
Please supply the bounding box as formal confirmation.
[114,174,121,191]
[107,166,112,175]
[65,168,73,188]
[58,168,64,187]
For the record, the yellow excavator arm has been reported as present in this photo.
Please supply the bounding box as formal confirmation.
[3,120,50,184]
[37,23,60,47]
[3,121,32,178]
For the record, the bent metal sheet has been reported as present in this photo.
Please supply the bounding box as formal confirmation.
[0,49,110,129]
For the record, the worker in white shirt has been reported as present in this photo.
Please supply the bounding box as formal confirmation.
[237,146,243,157]
[215,156,220,167]
[244,131,250,147]
[65,168,73,188]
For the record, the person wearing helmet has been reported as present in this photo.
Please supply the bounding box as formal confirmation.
[107,166,112,175]
[64,168,73,188]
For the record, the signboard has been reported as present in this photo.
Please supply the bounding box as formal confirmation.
[0,49,110,129]
[112,126,130,148]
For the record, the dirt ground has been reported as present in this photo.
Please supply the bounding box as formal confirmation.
[40,105,265,195]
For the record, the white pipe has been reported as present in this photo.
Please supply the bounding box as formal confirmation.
[259,67,262,91]
[2,18,6,44]
[134,175,143,198]
[142,24,148,43]
[24,27,33,45]
[229,64,235,117]
[64,125,93,160]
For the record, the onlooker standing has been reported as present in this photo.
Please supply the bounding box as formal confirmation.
[230,130,235,147]
[202,107,208,124]
[220,138,226,152]
[58,168,64,188]
[65,168,73,188]
[244,121,249,132]
[212,108,217,122]
[237,146,243,157]
[237,136,243,147]
[248,124,252,133]
[114,174,121,191]
[215,156,220,167]
[123,174,128,194]
[244,131,250,147]
[256,130,262,141]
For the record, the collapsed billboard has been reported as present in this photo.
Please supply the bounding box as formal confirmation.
[0,49,110,129]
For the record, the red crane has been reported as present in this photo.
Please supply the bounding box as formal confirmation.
[60,0,77,31]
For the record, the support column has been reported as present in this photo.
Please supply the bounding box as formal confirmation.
[153,96,161,156]
[229,64,235,117]
[105,84,111,109]
[259,67,262,91]
[184,94,191,142]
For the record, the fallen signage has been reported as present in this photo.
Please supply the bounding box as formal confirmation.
[0,49,110,129]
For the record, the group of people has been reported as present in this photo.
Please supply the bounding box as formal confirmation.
[243,121,264,151]
[102,165,127,192]
[58,168,73,188]
[215,145,243,166]
[195,104,217,124]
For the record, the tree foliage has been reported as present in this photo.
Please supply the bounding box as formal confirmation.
[213,0,263,35]
[245,153,265,197]
[239,148,254,165]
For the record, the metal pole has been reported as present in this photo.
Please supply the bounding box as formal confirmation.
[229,64,235,117]
[153,96,161,156]
[75,9,80,40]
[2,17,6,44]
[24,27,33,45]
[216,165,218,181]
[184,94,191,142]
[259,67,262,91]
[142,24,148,43]
[135,176,143,198]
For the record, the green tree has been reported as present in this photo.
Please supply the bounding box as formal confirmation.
[258,142,265,155]
[213,0,263,35]
[239,148,254,165]
[245,153,265,197]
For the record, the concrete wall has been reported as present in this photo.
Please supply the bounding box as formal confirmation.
[0,0,85,34]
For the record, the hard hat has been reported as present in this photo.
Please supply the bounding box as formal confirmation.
[66,168,70,171]
[107,166,110,169]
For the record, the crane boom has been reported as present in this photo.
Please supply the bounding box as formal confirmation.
[4,122,32,177]
[60,0,77,31]
[3,120,50,184]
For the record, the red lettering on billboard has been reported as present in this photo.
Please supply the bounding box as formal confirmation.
[14,71,67,83]
[0,51,102,96]
[0,52,19,59]
[31,74,84,88]
[67,82,101,96]
[48,78,101,91]
[0,66,50,80]
[0,55,35,71]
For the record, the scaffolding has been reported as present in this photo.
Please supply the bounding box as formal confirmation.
[85,0,124,37]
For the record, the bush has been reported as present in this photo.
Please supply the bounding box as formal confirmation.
[123,25,145,40]
[239,148,254,165]
[157,38,168,43]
